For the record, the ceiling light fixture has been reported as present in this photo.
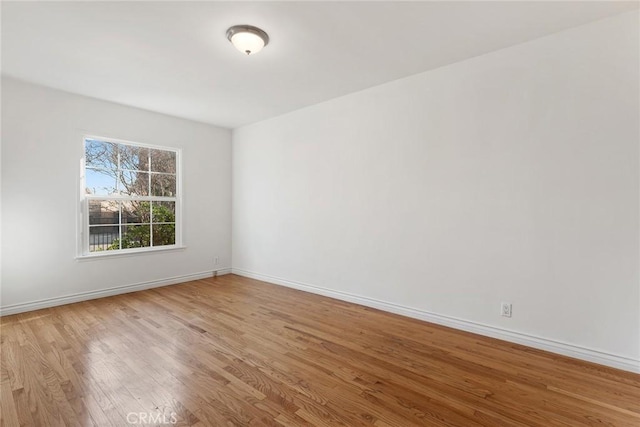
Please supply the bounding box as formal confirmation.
[226,25,269,56]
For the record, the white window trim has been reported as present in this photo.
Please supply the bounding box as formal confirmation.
[76,245,187,261]
[77,135,183,259]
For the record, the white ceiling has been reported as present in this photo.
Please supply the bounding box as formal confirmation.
[2,1,638,129]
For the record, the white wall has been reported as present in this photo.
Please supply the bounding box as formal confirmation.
[233,12,639,369]
[1,77,232,311]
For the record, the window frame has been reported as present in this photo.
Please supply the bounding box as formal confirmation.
[77,135,183,258]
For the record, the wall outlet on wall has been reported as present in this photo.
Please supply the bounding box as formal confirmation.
[214,257,219,265]
[501,302,512,318]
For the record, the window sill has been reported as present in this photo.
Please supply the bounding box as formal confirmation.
[76,245,187,261]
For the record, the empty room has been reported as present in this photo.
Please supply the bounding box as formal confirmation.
[1,1,639,426]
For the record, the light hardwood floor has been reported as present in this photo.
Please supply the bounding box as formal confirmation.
[1,274,639,426]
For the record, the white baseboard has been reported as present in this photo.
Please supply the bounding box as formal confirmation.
[214,268,232,276]
[0,268,230,316]
[232,268,640,374]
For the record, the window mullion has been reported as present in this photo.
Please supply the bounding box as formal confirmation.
[148,150,152,197]
[148,150,153,247]
[118,201,122,250]
[117,144,121,194]
[85,195,176,202]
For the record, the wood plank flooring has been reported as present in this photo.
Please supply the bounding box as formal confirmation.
[1,274,639,426]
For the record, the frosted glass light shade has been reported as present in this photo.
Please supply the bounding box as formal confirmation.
[231,32,265,55]
[226,25,270,56]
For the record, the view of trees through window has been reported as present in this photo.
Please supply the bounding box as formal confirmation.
[84,138,178,253]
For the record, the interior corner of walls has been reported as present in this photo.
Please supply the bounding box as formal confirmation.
[213,267,232,276]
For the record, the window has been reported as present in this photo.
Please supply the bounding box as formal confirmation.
[80,136,181,256]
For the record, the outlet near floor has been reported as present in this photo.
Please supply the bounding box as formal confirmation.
[501,302,512,318]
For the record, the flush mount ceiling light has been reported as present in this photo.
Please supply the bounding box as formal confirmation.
[226,25,269,56]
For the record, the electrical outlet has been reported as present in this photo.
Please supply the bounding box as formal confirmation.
[501,302,512,318]
[214,257,219,265]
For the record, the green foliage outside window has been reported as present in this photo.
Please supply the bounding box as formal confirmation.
[108,202,176,250]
